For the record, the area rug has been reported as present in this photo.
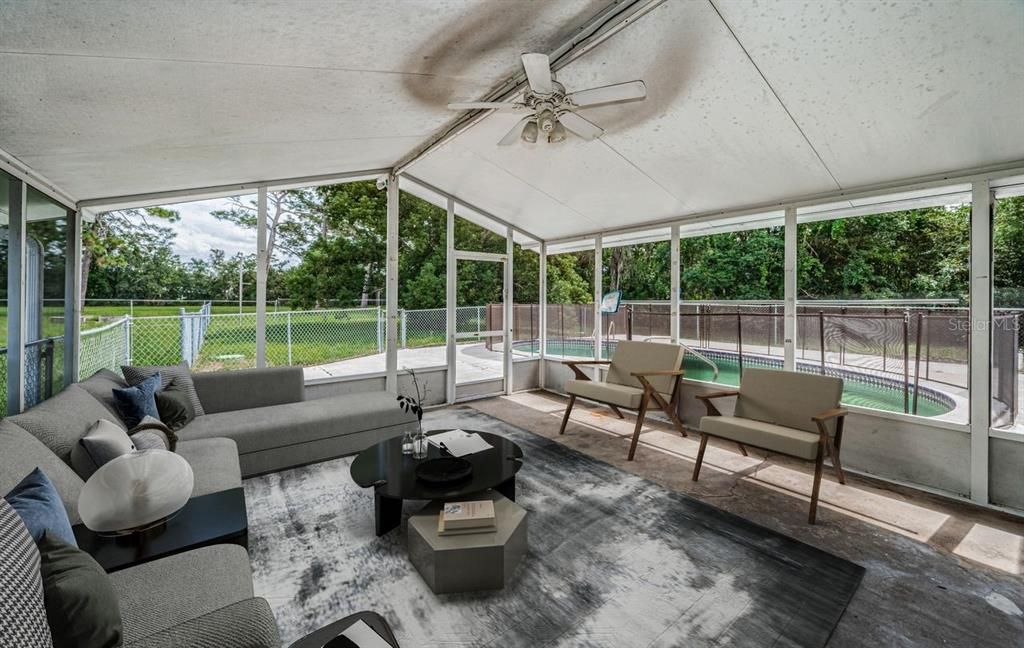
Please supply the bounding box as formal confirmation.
[245,407,864,647]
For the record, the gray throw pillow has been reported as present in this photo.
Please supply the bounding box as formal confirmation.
[130,429,169,451]
[122,362,205,416]
[70,420,136,480]
[0,499,54,648]
[38,532,123,648]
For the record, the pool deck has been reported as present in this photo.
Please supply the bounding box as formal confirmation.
[303,342,507,383]
[302,336,1020,430]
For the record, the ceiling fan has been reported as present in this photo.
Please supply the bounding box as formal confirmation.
[447,53,647,146]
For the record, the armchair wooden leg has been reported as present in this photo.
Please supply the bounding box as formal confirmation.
[647,389,688,438]
[825,441,847,485]
[692,433,709,481]
[808,445,825,524]
[628,394,650,461]
[609,405,625,419]
[559,395,576,435]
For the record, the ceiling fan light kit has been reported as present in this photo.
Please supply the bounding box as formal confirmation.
[447,52,647,147]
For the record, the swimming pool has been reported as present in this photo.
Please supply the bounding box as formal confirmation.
[514,339,956,417]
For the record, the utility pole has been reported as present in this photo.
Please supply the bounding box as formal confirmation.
[238,262,244,321]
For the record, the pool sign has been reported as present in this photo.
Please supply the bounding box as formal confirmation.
[600,290,623,314]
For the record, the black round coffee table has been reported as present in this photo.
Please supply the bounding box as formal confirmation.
[351,430,524,536]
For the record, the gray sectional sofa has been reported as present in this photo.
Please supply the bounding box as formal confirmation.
[1,365,416,647]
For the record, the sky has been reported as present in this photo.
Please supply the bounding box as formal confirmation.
[161,196,258,261]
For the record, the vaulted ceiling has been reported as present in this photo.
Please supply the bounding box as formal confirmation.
[1,0,1021,241]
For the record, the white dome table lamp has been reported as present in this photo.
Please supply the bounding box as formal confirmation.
[78,450,195,535]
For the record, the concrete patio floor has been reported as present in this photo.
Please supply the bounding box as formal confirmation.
[303,342,511,382]
[465,390,1024,648]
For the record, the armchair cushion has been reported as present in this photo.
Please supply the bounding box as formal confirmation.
[566,379,645,409]
[700,415,820,460]
[734,368,843,435]
[606,341,685,395]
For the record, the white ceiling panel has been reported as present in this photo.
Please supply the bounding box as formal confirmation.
[553,0,841,213]
[409,0,843,240]
[412,107,686,234]
[411,137,598,241]
[714,0,1024,187]
[0,0,606,200]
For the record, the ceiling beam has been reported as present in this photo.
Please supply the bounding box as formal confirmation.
[401,173,543,242]
[77,168,391,211]
[391,0,667,176]
[542,159,1024,245]
[0,146,77,210]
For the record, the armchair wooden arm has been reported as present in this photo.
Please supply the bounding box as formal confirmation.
[696,390,739,401]
[563,359,612,381]
[630,369,685,377]
[812,408,849,422]
[695,390,739,418]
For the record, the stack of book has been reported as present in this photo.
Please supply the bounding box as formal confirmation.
[437,500,496,536]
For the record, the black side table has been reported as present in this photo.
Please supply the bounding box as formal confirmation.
[288,611,399,648]
[73,487,249,572]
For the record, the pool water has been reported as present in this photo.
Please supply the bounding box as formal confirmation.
[516,339,954,417]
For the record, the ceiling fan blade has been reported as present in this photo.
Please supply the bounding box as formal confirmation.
[558,112,604,141]
[447,101,519,111]
[521,52,553,95]
[498,116,534,146]
[566,80,647,107]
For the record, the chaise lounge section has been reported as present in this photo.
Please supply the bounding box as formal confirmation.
[1,365,417,646]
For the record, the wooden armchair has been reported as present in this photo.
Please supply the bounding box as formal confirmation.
[691,369,849,524]
[558,340,688,460]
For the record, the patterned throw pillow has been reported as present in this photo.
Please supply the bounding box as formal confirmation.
[130,429,169,451]
[122,362,205,416]
[111,372,162,428]
[0,498,54,648]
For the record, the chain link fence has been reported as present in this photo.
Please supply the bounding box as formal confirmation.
[46,299,1020,427]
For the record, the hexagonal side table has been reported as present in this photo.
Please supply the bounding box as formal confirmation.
[408,491,527,594]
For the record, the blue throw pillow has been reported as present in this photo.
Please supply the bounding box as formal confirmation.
[111,372,161,428]
[3,467,77,546]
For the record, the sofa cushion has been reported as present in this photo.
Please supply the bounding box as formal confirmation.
[123,363,206,416]
[0,419,84,523]
[566,379,645,409]
[700,415,821,460]
[0,499,53,648]
[177,391,416,456]
[9,385,126,465]
[122,597,279,648]
[110,545,254,645]
[175,438,242,497]
[70,419,137,480]
[77,369,130,420]
[4,467,77,546]
[734,368,843,435]
[38,533,122,648]
[191,366,304,414]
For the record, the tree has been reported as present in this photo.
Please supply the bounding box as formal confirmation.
[83,207,181,304]
[211,190,320,273]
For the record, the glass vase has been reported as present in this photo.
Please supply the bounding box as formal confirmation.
[412,427,428,459]
[401,428,414,455]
